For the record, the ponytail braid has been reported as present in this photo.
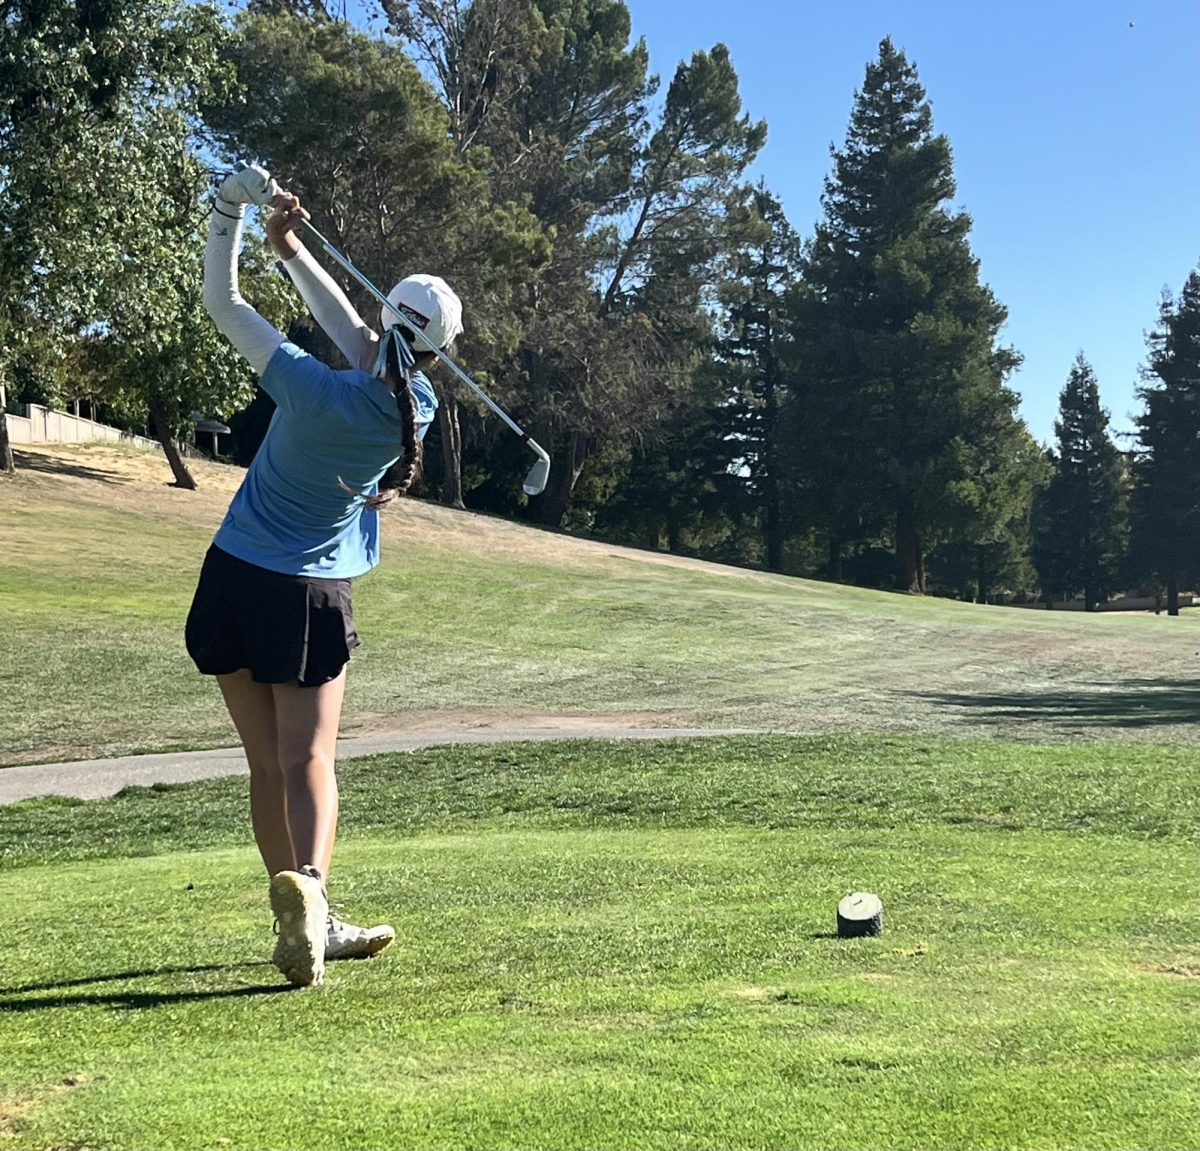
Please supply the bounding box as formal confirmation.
[342,334,423,509]
[365,380,422,507]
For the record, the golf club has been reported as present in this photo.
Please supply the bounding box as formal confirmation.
[297,218,551,497]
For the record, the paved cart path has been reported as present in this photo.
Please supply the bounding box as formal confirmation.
[0,726,758,805]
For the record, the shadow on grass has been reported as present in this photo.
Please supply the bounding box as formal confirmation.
[12,450,133,485]
[911,678,1200,730]
[0,961,290,1011]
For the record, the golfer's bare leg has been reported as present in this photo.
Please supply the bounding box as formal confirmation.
[217,670,294,876]
[272,670,346,882]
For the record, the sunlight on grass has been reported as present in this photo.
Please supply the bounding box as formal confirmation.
[1,761,1196,1151]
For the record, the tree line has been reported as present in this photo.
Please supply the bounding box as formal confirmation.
[2,0,1196,611]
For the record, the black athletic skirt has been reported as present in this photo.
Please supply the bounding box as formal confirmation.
[185,545,361,688]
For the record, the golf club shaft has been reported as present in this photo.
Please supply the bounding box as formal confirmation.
[298,218,550,469]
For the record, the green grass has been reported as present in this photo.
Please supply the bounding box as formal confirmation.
[2,449,1198,764]
[2,736,1198,1150]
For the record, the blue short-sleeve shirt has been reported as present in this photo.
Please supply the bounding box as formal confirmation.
[212,342,437,578]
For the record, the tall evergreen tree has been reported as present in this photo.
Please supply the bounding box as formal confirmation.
[794,38,1021,592]
[1033,354,1129,610]
[1129,269,1200,615]
[718,183,802,571]
[533,39,765,525]
[386,3,762,525]
[592,377,751,559]
[926,424,1048,601]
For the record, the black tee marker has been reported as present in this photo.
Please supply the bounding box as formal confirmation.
[837,891,884,937]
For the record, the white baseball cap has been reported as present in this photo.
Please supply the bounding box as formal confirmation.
[381,274,463,351]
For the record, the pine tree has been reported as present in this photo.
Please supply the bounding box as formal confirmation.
[1033,354,1129,610]
[530,40,764,526]
[1130,269,1200,615]
[926,423,1048,601]
[592,381,751,559]
[795,38,1021,592]
[719,183,803,570]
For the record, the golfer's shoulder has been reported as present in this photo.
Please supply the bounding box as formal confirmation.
[267,341,333,383]
[261,342,343,412]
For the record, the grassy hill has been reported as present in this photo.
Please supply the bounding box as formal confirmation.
[2,442,1196,765]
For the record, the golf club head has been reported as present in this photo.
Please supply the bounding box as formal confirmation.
[522,457,550,496]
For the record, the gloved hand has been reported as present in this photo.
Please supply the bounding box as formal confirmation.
[217,162,281,207]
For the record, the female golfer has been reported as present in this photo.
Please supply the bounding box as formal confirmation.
[189,163,462,987]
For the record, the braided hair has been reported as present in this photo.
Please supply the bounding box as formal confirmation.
[356,331,424,509]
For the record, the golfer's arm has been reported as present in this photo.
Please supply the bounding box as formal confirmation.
[279,245,378,374]
[202,201,285,377]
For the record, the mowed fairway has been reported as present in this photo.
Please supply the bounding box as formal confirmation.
[1,446,1198,1150]
[1,738,1198,1150]
[0,444,1197,765]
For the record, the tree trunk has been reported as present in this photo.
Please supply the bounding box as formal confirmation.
[1167,575,1180,617]
[667,515,683,555]
[826,534,843,582]
[765,482,782,571]
[0,410,13,478]
[147,393,196,490]
[763,331,782,571]
[538,430,589,526]
[895,502,924,593]
[438,397,465,509]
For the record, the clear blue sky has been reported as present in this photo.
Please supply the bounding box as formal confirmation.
[624,0,1199,446]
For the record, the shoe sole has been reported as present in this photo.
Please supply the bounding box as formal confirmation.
[327,931,396,962]
[270,872,326,987]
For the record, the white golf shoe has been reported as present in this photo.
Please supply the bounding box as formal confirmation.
[325,913,396,961]
[269,867,328,987]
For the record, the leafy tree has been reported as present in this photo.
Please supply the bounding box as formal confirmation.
[0,376,11,475]
[1129,269,1200,614]
[0,0,273,486]
[91,231,292,484]
[207,8,549,505]
[384,0,543,156]
[381,0,549,507]
[1032,354,1129,610]
[795,38,1021,592]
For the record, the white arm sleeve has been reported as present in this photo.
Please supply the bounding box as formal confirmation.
[281,245,378,373]
[202,202,285,377]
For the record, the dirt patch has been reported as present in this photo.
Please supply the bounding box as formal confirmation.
[727,985,774,1001]
[0,1096,38,1135]
[1143,962,1200,980]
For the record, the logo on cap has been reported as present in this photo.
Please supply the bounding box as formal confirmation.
[394,302,430,330]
